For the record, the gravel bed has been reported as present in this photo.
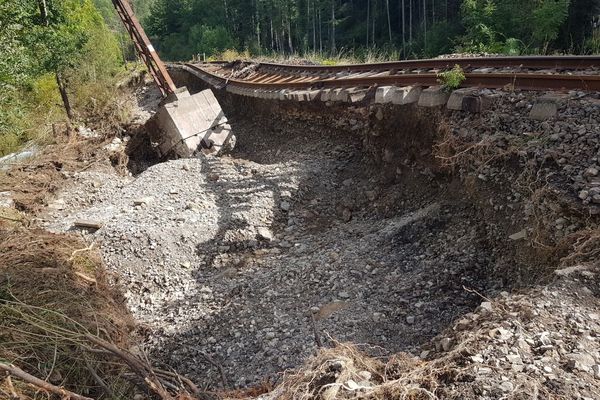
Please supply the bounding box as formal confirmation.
[44,119,493,388]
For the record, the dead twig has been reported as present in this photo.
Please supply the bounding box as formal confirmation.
[311,313,323,348]
[68,242,95,261]
[0,362,93,400]
[84,334,175,400]
[5,375,19,399]
[84,358,114,398]
[154,368,202,397]
[199,351,228,389]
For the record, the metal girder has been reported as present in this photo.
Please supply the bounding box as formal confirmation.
[112,0,177,97]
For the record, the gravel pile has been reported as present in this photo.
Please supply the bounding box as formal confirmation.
[424,266,600,399]
[42,82,600,395]
[45,118,496,388]
[446,90,600,243]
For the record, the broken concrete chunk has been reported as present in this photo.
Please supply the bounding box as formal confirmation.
[257,227,274,241]
[418,86,450,107]
[133,196,154,206]
[391,86,422,105]
[509,229,527,240]
[447,88,477,111]
[73,220,103,230]
[529,94,567,120]
[153,88,234,158]
[375,86,394,103]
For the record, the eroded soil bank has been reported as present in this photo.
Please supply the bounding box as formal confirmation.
[42,80,600,398]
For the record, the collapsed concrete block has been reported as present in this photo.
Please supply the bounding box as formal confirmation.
[343,87,369,103]
[375,86,394,103]
[447,88,477,110]
[418,86,450,107]
[320,89,333,102]
[462,95,491,113]
[391,86,422,105]
[529,94,565,120]
[306,90,322,101]
[154,88,234,158]
[349,90,367,103]
[332,88,348,102]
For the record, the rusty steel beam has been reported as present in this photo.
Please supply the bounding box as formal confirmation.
[183,64,600,91]
[112,0,177,96]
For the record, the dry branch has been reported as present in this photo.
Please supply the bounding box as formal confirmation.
[84,333,176,400]
[0,362,93,400]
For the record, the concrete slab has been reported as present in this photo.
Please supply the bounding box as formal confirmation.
[462,95,491,113]
[332,88,348,102]
[447,88,477,111]
[348,89,368,103]
[418,86,450,107]
[391,86,422,105]
[155,88,233,158]
[320,89,333,102]
[306,90,322,101]
[375,86,394,103]
[529,94,566,120]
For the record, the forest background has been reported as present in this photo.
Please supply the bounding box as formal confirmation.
[1,0,599,156]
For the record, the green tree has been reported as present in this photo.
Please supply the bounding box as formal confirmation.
[0,0,122,155]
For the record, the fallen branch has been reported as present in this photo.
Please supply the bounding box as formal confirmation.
[68,242,95,261]
[84,334,175,400]
[154,368,202,397]
[84,358,114,398]
[0,362,93,400]
[199,351,228,389]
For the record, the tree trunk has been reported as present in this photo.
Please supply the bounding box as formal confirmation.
[401,0,406,56]
[409,0,413,44]
[331,0,336,53]
[366,0,370,47]
[318,7,322,53]
[423,0,427,49]
[288,17,294,53]
[38,0,74,121]
[386,0,392,42]
[270,16,274,50]
[38,0,49,26]
[313,0,317,51]
[256,4,261,51]
[56,72,74,121]
[372,0,376,46]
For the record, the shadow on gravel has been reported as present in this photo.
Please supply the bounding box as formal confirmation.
[146,116,499,390]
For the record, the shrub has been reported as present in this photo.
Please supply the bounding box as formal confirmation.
[437,64,466,91]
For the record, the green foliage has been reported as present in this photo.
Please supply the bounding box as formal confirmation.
[458,0,572,54]
[532,0,570,48]
[460,0,498,51]
[139,0,595,61]
[0,0,124,156]
[437,64,466,91]
[189,25,237,58]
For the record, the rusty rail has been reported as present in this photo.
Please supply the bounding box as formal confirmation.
[182,61,600,92]
[258,56,600,73]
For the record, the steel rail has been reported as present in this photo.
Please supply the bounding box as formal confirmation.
[183,63,600,91]
[257,56,600,72]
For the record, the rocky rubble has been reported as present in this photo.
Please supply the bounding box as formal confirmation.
[269,267,600,399]
[40,80,600,397]
[44,115,501,388]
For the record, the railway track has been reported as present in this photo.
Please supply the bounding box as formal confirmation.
[179,56,600,92]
